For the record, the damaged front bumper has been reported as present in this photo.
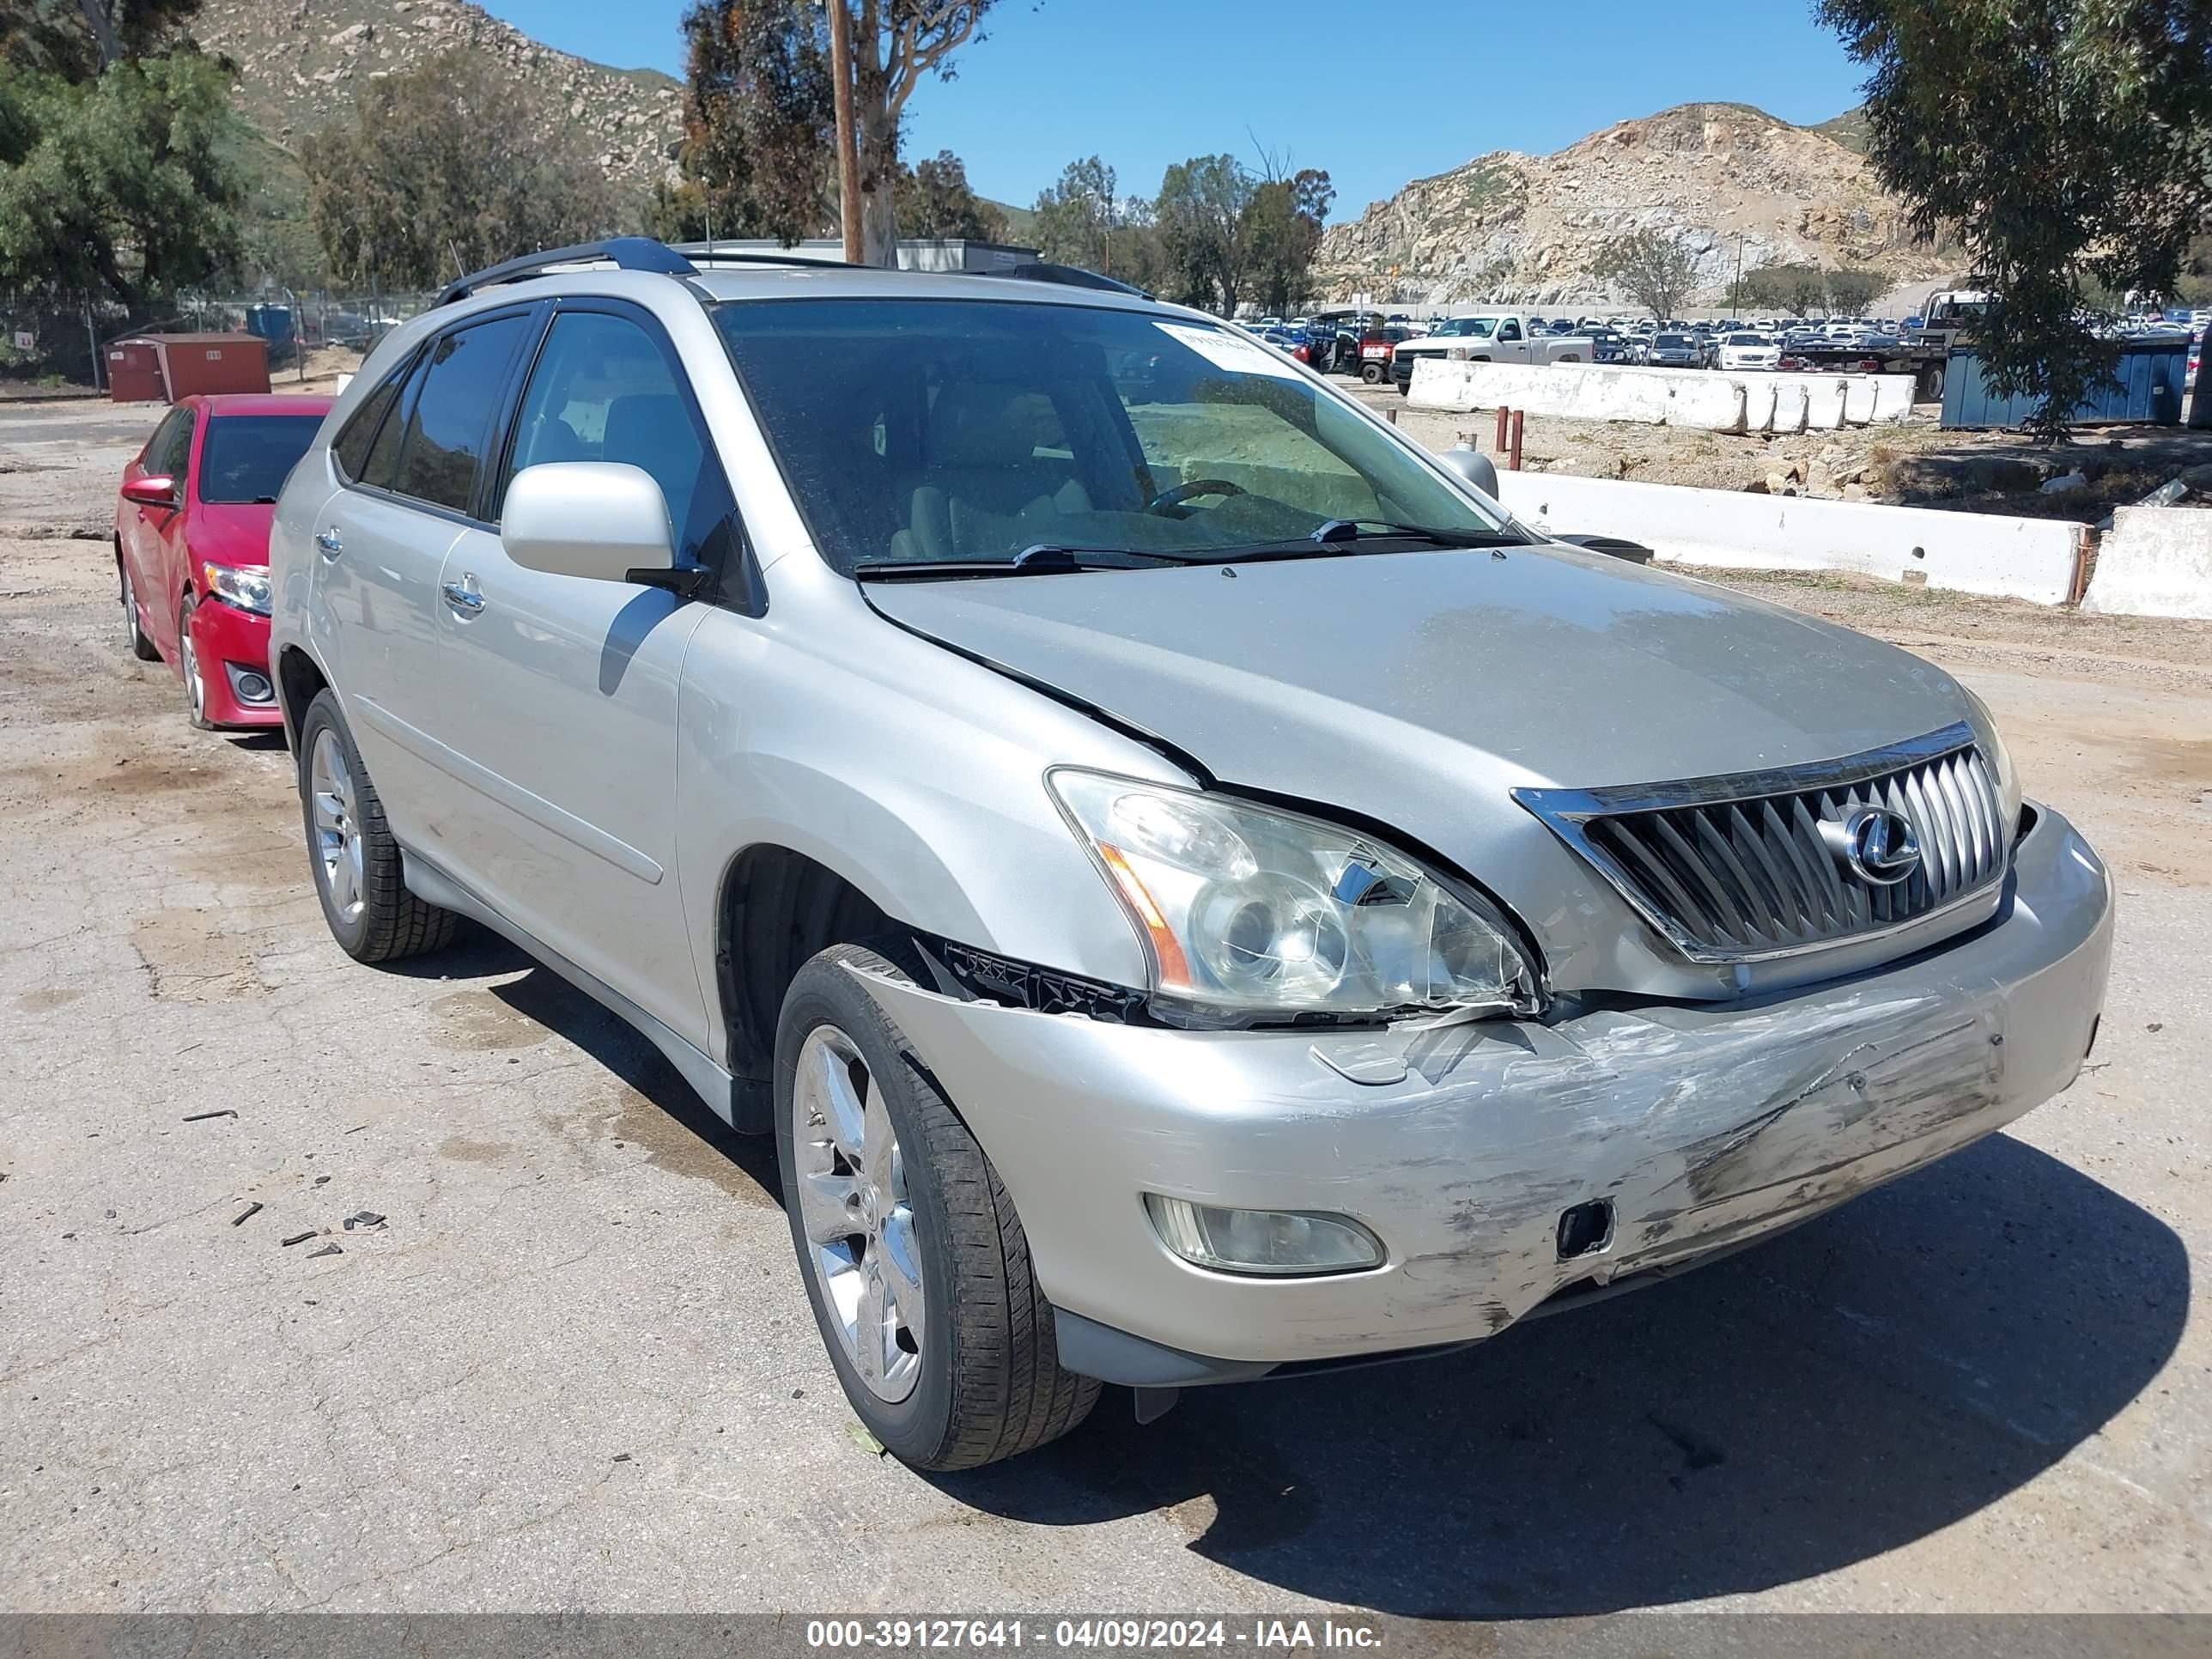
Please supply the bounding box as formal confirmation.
[863,803,2113,1382]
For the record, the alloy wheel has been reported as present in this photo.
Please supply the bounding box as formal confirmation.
[308,728,365,926]
[790,1024,925,1402]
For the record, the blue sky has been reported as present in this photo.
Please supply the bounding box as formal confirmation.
[479,1,1872,222]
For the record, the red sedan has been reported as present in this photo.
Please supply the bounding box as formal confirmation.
[115,394,333,729]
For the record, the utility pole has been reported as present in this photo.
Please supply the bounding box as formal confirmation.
[1732,231,1745,314]
[76,0,123,69]
[826,0,865,264]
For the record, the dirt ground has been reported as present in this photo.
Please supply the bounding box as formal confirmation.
[3,399,2209,1620]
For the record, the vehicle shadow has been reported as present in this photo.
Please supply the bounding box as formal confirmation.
[935,1135,2186,1618]
[392,932,783,1200]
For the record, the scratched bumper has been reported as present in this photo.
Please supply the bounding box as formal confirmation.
[864,804,2112,1373]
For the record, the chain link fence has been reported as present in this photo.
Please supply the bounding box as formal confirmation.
[0,289,441,392]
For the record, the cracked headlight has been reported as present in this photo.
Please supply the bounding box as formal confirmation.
[203,562,272,617]
[1960,686,2023,837]
[1049,769,1534,1024]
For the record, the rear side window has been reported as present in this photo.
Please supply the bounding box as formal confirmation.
[331,358,410,483]
[358,352,422,491]
[389,313,532,514]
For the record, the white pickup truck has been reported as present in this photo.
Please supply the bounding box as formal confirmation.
[1389,312,1604,392]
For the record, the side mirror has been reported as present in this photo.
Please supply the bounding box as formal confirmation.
[122,475,177,508]
[1437,444,1500,498]
[501,462,676,586]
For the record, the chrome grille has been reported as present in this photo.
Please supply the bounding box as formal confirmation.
[1516,724,2010,963]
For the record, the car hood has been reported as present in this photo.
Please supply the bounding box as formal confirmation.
[870,545,1978,997]
[869,544,1968,797]
[189,501,276,568]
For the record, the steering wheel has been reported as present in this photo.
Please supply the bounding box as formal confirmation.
[1146,478,1247,514]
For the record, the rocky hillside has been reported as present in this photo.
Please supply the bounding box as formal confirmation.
[1316,103,1947,309]
[194,0,684,196]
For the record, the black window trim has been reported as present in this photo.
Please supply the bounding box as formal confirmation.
[336,301,544,532]
[490,293,763,617]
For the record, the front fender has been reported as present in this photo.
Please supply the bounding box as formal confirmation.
[672,594,1176,1073]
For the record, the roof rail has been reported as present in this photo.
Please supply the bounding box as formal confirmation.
[436,237,697,307]
[667,241,866,271]
[986,262,1153,301]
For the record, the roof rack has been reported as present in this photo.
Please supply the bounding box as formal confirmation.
[983,262,1153,300]
[668,241,866,271]
[436,237,1153,308]
[435,237,697,307]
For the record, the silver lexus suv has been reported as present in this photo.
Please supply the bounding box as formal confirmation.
[268,239,2113,1470]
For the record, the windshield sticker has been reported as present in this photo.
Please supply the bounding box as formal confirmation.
[1154,320,1305,380]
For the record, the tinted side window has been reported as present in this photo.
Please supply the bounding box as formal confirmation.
[501,309,720,559]
[167,410,198,479]
[391,313,532,514]
[141,408,185,473]
[331,356,411,482]
[359,350,426,491]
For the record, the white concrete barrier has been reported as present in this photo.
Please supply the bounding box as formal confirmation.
[1494,470,2087,605]
[1871,375,1918,422]
[1763,382,1805,435]
[1410,359,1751,431]
[1411,358,1918,432]
[2081,507,2212,619]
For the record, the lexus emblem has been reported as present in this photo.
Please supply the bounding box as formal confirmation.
[1820,805,1923,887]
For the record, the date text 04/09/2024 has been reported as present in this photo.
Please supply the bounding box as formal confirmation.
[803,1620,1387,1650]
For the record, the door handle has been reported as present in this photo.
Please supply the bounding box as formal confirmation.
[314,527,343,559]
[441,575,485,617]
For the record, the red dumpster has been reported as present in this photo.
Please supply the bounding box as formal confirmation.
[104,332,270,404]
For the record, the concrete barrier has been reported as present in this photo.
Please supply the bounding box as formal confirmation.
[1871,375,1918,422]
[1411,358,1919,432]
[1493,470,2087,605]
[1763,381,1806,435]
[2081,507,2212,619]
[1411,359,1751,431]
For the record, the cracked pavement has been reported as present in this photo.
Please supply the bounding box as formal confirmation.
[2,398,2209,1617]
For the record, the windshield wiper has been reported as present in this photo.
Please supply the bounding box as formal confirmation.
[1309,519,1526,548]
[854,544,1192,581]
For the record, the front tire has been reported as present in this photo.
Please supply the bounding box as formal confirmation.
[296,690,457,963]
[119,556,159,661]
[775,943,1099,1470]
[179,592,212,729]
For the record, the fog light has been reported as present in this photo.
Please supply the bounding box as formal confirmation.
[225,665,275,704]
[1145,1194,1383,1277]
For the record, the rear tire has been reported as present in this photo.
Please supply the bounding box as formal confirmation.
[1361,362,1384,385]
[296,690,457,963]
[775,942,1099,1470]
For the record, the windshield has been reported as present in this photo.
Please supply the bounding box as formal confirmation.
[198,413,323,504]
[1725,333,1764,346]
[713,297,1509,574]
[1656,334,1690,347]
